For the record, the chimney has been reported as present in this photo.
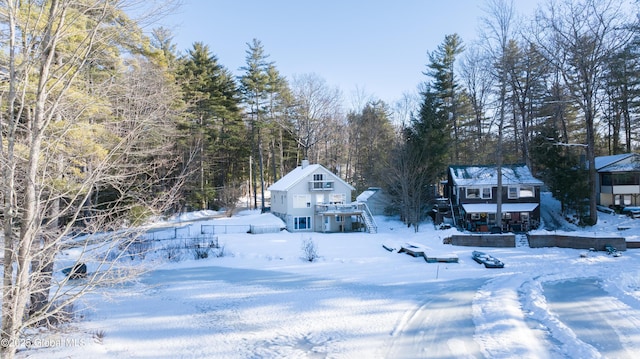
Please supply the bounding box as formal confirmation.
[301,159,309,168]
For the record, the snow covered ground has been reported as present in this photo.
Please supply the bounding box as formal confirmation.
[15,193,640,358]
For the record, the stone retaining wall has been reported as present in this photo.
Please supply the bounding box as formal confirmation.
[527,234,626,251]
[449,234,515,248]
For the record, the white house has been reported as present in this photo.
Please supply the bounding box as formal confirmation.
[268,160,377,233]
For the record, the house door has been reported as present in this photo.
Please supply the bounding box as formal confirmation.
[324,216,330,231]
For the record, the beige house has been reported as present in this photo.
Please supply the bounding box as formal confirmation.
[596,153,640,208]
[268,160,377,233]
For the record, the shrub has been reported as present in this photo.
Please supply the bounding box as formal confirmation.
[212,244,226,258]
[189,236,219,259]
[193,245,210,259]
[125,238,152,260]
[301,237,319,262]
[163,244,183,262]
[92,329,106,344]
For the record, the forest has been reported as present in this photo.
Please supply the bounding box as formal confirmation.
[159,0,640,230]
[0,0,639,357]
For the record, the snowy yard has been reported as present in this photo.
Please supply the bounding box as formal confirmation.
[15,194,640,358]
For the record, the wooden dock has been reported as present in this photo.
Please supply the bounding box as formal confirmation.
[390,242,459,263]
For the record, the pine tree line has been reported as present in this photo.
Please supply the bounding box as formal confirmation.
[391,0,640,228]
[167,0,640,229]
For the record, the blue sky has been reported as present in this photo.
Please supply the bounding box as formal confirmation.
[160,0,540,108]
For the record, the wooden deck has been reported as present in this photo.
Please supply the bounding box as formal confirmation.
[388,242,459,263]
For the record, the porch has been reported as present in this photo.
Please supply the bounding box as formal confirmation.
[315,203,377,233]
[460,203,539,233]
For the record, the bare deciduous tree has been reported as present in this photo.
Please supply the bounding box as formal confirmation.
[479,0,517,231]
[460,47,494,160]
[288,73,343,163]
[0,1,184,358]
[532,0,635,224]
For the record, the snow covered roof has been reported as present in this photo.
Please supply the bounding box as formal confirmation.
[356,187,381,202]
[595,153,640,173]
[449,165,543,187]
[268,163,355,192]
[594,154,634,170]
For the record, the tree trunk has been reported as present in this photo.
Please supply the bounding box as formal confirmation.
[586,109,598,225]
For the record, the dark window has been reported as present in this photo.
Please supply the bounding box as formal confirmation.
[612,172,639,185]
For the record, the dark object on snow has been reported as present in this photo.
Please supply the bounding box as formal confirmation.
[62,262,87,279]
[472,251,504,268]
[605,244,622,257]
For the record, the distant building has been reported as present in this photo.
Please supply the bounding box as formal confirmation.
[445,164,544,232]
[356,187,389,216]
[595,153,640,208]
[268,160,377,233]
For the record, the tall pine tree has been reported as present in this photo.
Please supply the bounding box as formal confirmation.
[177,42,244,210]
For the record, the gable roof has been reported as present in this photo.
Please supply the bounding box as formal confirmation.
[268,163,355,192]
[449,164,543,187]
[356,187,383,202]
[595,153,639,172]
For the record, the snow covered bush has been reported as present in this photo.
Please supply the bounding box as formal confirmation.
[190,236,220,260]
[121,237,153,260]
[301,237,319,262]
[163,244,183,262]
[213,244,226,258]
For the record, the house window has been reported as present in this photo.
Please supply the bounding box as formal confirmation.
[336,215,343,222]
[330,193,345,204]
[313,173,324,189]
[508,187,518,199]
[482,187,492,199]
[503,212,511,219]
[613,173,638,185]
[466,187,491,199]
[615,194,632,206]
[466,188,480,198]
[507,186,534,199]
[294,216,311,230]
[293,194,311,208]
[470,213,481,220]
[520,186,534,198]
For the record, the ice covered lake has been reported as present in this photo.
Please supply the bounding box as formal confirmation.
[16,195,640,358]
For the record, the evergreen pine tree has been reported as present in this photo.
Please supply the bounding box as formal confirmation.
[177,42,243,210]
[240,38,272,210]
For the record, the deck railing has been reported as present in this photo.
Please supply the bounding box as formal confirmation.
[315,203,362,213]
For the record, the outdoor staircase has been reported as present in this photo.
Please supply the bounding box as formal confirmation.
[450,198,462,228]
[516,233,529,247]
[361,203,378,233]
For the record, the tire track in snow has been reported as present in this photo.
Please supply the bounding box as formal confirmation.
[474,274,563,359]
[385,279,484,359]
